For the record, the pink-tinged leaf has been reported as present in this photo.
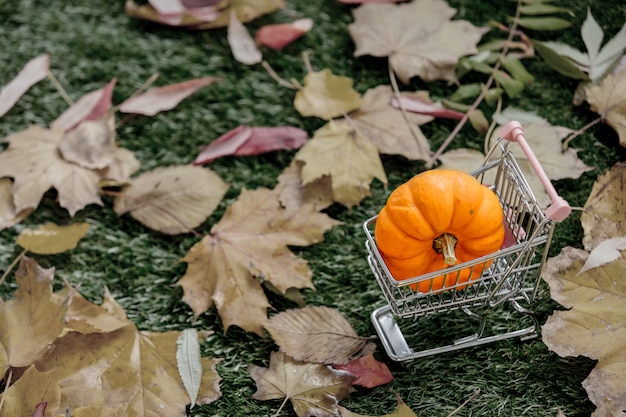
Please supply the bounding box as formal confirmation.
[390,95,465,120]
[194,125,308,164]
[333,354,393,388]
[256,18,313,50]
[149,0,184,14]
[31,401,47,417]
[0,54,49,118]
[228,11,262,65]
[118,76,219,116]
[51,79,117,132]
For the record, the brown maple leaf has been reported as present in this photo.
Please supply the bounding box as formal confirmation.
[177,187,341,336]
[348,0,487,83]
[585,69,626,147]
[294,69,363,120]
[249,351,355,417]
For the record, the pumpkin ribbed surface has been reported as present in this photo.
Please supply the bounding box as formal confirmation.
[374,169,505,292]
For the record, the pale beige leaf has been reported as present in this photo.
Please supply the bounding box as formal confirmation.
[16,222,90,255]
[114,165,229,234]
[295,69,362,120]
[176,329,202,408]
[265,306,369,365]
[348,0,487,83]
[295,121,387,208]
[178,187,340,335]
[0,177,33,230]
[336,85,432,161]
[227,10,262,65]
[578,236,626,275]
[51,79,117,132]
[97,147,141,184]
[0,257,69,371]
[276,159,334,211]
[541,246,626,417]
[581,162,626,250]
[0,54,49,118]
[249,351,355,417]
[585,69,626,146]
[0,126,102,216]
[58,116,117,170]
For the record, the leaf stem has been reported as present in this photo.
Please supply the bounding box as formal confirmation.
[0,248,27,286]
[261,61,299,90]
[562,117,602,150]
[47,70,74,106]
[446,388,480,417]
[111,72,160,114]
[272,396,290,417]
[0,368,13,414]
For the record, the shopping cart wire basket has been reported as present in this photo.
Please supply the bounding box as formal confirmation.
[363,121,571,361]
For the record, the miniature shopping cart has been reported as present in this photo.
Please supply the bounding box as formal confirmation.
[363,121,571,361]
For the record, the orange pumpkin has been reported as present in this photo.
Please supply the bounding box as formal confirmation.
[374,169,505,293]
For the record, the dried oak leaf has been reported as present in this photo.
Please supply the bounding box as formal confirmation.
[249,351,355,417]
[295,121,387,208]
[581,162,626,250]
[542,246,626,417]
[265,306,373,365]
[114,164,229,235]
[0,256,70,380]
[294,69,362,120]
[0,126,103,216]
[178,187,341,336]
[348,0,487,83]
[276,159,334,211]
[1,285,222,417]
[335,85,432,161]
[585,69,626,147]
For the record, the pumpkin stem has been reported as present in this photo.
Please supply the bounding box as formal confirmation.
[433,233,458,266]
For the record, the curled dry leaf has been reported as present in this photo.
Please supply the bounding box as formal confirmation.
[348,0,487,83]
[265,306,372,365]
[294,69,362,120]
[51,78,117,132]
[228,10,262,65]
[255,18,313,50]
[276,160,334,211]
[16,222,90,255]
[178,187,340,336]
[193,125,308,164]
[119,76,219,116]
[58,115,117,170]
[585,69,626,147]
[114,164,229,234]
[541,246,626,417]
[124,0,228,27]
[249,351,355,417]
[295,121,387,208]
[0,178,33,230]
[0,54,49,118]
[581,162,626,250]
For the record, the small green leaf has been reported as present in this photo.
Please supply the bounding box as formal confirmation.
[532,39,590,80]
[16,222,90,254]
[176,329,202,408]
[500,56,535,84]
[516,16,572,31]
[449,83,483,102]
[520,4,573,16]
[493,70,525,97]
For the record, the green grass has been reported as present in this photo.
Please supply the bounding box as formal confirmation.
[1,1,625,416]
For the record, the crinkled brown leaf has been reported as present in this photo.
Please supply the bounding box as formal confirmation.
[249,351,355,417]
[265,306,371,365]
[295,121,387,208]
[0,178,33,230]
[51,78,117,132]
[0,126,103,216]
[58,115,117,170]
[114,164,229,234]
[542,246,626,417]
[294,69,362,120]
[0,54,49,118]
[0,256,69,379]
[581,162,626,250]
[336,85,432,161]
[16,222,90,255]
[178,187,340,335]
[276,159,334,211]
[348,0,487,83]
[585,69,626,147]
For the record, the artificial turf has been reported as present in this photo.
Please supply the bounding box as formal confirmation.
[1,1,625,416]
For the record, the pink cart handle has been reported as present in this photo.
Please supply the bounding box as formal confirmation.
[499,121,571,222]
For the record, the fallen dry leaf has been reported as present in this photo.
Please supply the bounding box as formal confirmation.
[333,353,393,388]
[178,187,340,335]
[348,0,487,83]
[51,78,117,132]
[227,10,262,65]
[114,164,229,234]
[0,178,33,230]
[294,69,362,120]
[265,306,372,365]
[255,18,313,50]
[119,76,219,116]
[336,85,432,161]
[16,222,90,255]
[578,236,626,275]
[0,126,103,216]
[198,0,286,29]
[581,161,626,250]
[249,351,355,417]
[124,0,228,27]
[276,159,334,211]
[390,93,465,120]
[585,68,626,147]
[295,121,387,208]
[193,125,308,164]
[58,115,117,170]
[542,246,626,417]
[0,54,49,118]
